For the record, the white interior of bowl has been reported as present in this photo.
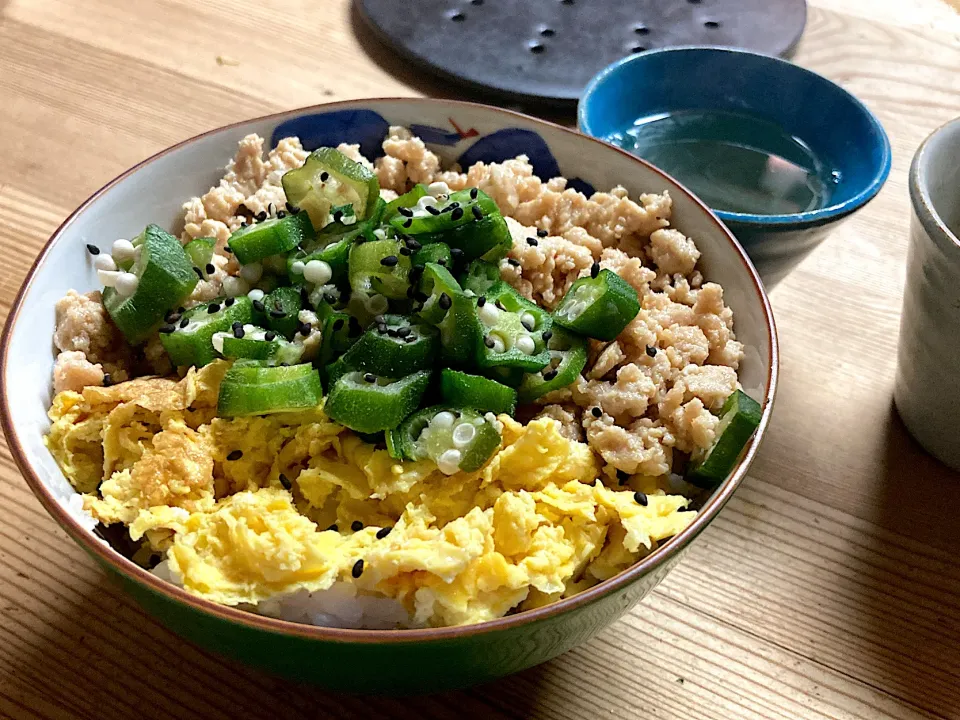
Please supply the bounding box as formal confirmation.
[3,99,774,556]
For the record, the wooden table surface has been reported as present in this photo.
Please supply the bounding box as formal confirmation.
[2,1,960,718]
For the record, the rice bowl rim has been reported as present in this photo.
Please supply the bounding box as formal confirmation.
[0,98,779,644]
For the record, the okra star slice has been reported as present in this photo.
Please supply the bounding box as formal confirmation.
[227,212,314,265]
[184,237,216,278]
[475,282,551,373]
[440,368,517,415]
[159,296,254,368]
[552,268,641,341]
[324,370,432,434]
[217,361,323,417]
[262,286,304,340]
[341,315,438,377]
[212,324,303,365]
[281,147,380,229]
[437,292,484,366]
[416,262,463,325]
[461,259,501,296]
[348,239,412,300]
[686,389,763,487]
[517,328,588,403]
[394,406,502,473]
[102,224,198,344]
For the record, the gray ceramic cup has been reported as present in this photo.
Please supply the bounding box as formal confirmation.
[896,118,960,470]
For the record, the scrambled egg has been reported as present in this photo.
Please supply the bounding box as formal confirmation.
[45,361,696,627]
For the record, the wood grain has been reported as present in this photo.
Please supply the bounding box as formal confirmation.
[2,0,960,718]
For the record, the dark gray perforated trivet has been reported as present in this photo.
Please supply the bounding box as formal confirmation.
[356,0,807,105]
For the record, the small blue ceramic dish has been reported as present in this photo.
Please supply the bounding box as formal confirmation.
[578,47,892,287]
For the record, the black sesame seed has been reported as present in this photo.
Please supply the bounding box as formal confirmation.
[333,210,343,223]
[299,322,311,337]
[232,321,243,330]
[270,308,285,318]
[285,201,297,213]
[470,188,479,200]
[278,473,292,490]
[376,526,392,540]
[351,559,364,578]
[449,201,460,209]
[349,317,363,336]
[264,331,276,341]
[409,265,424,282]
[617,469,630,485]
[224,246,233,254]
[224,297,235,307]
[477,296,486,307]
[86,244,101,256]
[396,326,412,337]
[332,318,345,331]
[634,491,648,506]
[398,207,413,217]
[591,406,602,418]
[543,369,558,381]
[179,317,189,329]
[377,323,388,334]
[426,205,441,215]
[320,172,329,182]
[208,303,220,314]
[256,211,267,222]
[526,237,538,247]
[438,258,448,267]
[495,300,506,311]
[277,210,286,219]
[252,299,265,312]
[405,238,422,251]
[326,523,339,532]
[646,345,658,358]
[300,287,311,306]
[438,293,452,310]
[415,291,429,302]
[406,285,416,299]
[450,248,464,260]
[227,450,243,461]
[484,336,495,349]
[351,520,364,532]
[537,228,548,238]
[233,326,245,339]
[374,315,386,324]
[399,246,411,256]
[403,219,413,228]
[165,310,180,323]
[471,205,483,220]
[102,373,112,387]
[542,329,553,342]
[591,262,600,279]
[205,263,215,275]
[507,258,520,267]
[381,255,399,267]
[364,373,376,383]
[451,207,464,221]
[405,335,417,343]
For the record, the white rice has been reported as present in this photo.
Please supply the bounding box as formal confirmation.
[151,561,415,630]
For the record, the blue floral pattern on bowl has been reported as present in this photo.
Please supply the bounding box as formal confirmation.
[273,110,596,196]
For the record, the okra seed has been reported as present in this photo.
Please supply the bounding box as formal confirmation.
[352,559,364,578]
[208,303,221,314]
[489,334,506,353]
[591,406,602,418]
[516,335,536,355]
[179,317,189,328]
[452,422,477,448]
[93,254,117,272]
[364,373,376,383]
[240,262,263,283]
[97,269,122,287]
[222,276,250,297]
[591,262,600,278]
[520,312,537,330]
[377,323,388,334]
[115,272,139,297]
[398,207,413,217]
[111,239,136,261]
[438,293,452,310]
[537,228,548,238]
[248,289,265,302]
[86,243,101,256]
[303,259,333,285]
[395,326,411,337]
[634,491,648,506]
[438,258,448,267]
[542,329,553,342]
[432,411,456,429]
[437,449,463,475]
[351,520,364,532]
[290,260,306,275]
[484,336,496,349]
[380,255,399,267]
